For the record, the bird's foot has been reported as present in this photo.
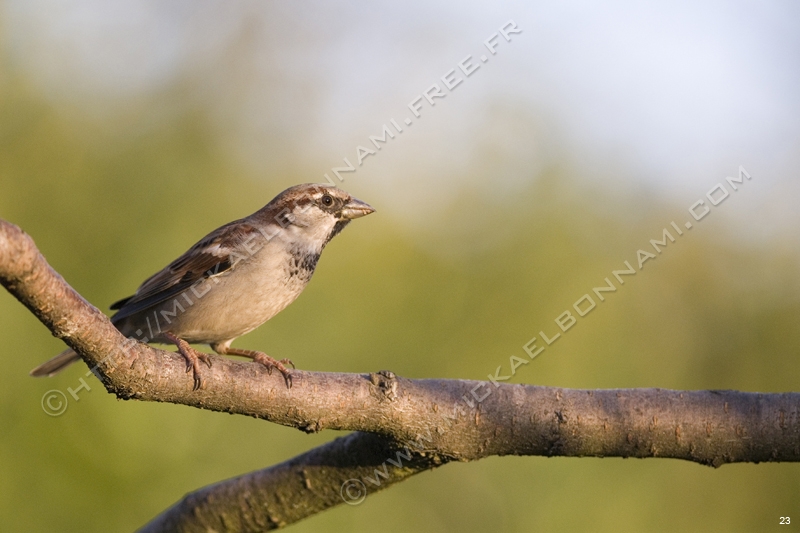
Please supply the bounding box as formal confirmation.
[182,347,213,391]
[211,342,295,389]
[165,333,212,390]
[210,345,294,389]
[251,353,293,388]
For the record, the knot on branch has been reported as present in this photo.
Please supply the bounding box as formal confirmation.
[368,370,399,402]
[297,420,323,434]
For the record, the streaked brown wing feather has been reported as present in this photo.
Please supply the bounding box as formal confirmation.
[110,220,260,322]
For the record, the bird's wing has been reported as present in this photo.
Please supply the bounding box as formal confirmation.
[110,220,268,321]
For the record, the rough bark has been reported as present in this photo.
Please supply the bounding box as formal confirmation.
[139,432,443,532]
[2,218,799,532]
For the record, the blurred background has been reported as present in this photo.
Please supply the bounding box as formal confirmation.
[1,1,799,531]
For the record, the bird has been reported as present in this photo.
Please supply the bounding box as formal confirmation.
[30,183,374,389]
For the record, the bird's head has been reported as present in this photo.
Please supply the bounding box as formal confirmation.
[257,184,375,248]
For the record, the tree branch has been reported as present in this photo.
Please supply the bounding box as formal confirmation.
[3,218,799,531]
[139,431,443,532]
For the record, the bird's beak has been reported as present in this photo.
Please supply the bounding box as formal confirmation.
[340,197,375,220]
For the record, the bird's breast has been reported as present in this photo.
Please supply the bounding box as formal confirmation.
[163,241,317,343]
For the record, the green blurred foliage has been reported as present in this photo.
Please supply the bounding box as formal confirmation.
[1,63,798,532]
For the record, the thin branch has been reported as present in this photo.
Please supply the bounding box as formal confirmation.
[3,218,799,532]
[139,432,442,532]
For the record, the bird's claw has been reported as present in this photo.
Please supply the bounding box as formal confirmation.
[176,344,212,390]
[252,353,293,389]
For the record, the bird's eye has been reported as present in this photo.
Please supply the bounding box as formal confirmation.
[321,194,333,206]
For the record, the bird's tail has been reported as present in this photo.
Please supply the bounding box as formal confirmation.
[30,349,81,377]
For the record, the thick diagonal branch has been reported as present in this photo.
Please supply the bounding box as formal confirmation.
[3,218,799,531]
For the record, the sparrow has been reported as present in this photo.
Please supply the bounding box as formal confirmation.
[30,183,374,389]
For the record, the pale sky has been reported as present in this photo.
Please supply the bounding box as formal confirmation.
[3,0,799,236]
